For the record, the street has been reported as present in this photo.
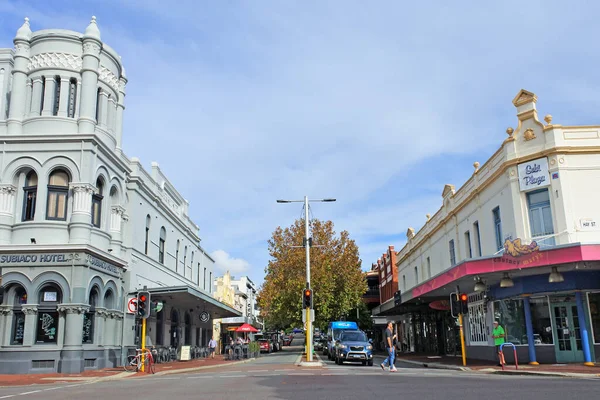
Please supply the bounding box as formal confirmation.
[0,334,597,400]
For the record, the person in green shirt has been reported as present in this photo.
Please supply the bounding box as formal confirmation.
[492,321,506,366]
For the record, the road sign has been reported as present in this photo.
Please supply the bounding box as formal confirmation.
[302,309,315,323]
[127,297,138,314]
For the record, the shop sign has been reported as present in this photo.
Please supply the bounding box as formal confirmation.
[494,238,542,266]
[517,157,550,191]
[0,253,69,264]
[86,255,120,276]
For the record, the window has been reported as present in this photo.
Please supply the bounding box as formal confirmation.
[39,76,46,114]
[414,266,419,285]
[493,207,502,251]
[203,267,207,290]
[159,227,166,264]
[83,288,98,344]
[473,221,482,257]
[46,169,69,221]
[527,189,555,246]
[197,262,201,285]
[465,231,472,258]
[36,285,62,344]
[95,88,101,122]
[52,75,60,116]
[104,289,114,310]
[209,272,212,293]
[467,292,488,345]
[449,239,456,266]
[493,299,526,346]
[11,287,27,345]
[145,215,151,255]
[183,246,188,270]
[91,178,103,228]
[402,275,406,291]
[175,240,180,272]
[426,257,431,278]
[22,171,38,221]
[529,297,553,345]
[588,293,600,344]
[68,78,77,118]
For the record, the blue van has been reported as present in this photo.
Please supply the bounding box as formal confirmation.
[324,321,358,360]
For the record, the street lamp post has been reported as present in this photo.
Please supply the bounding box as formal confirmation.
[277,195,336,362]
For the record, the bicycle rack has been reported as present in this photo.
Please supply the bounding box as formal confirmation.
[499,342,518,371]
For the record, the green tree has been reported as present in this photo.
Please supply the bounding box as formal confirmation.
[258,219,367,330]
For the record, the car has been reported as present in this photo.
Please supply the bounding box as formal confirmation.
[258,338,273,353]
[333,330,374,366]
[325,321,359,359]
[266,331,283,351]
[283,336,292,346]
[293,328,303,334]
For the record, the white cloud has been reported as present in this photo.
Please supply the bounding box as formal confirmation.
[210,250,251,275]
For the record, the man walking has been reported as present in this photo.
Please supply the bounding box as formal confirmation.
[492,321,506,366]
[208,336,217,359]
[380,321,398,372]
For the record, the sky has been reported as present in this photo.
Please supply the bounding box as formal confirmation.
[1,1,599,286]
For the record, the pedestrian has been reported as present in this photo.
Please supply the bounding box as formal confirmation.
[492,320,506,366]
[208,336,217,359]
[380,321,397,372]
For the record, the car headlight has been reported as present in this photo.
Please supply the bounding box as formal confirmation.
[367,345,373,350]
[339,344,347,349]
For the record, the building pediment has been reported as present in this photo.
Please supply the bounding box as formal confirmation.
[442,184,455,198]
[512,89,537,107]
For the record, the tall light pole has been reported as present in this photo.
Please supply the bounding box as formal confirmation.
[277,196,336,362]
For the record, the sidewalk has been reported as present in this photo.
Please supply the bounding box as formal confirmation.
[395,353,600,378]
[0,355,252,387]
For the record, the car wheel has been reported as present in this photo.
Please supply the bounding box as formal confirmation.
[368,360,374,366]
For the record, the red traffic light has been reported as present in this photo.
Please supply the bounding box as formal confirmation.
[140,295,147,302]
[460,293,467,301]
[304,290,311,296]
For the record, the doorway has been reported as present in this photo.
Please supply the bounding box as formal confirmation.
[552,303,584,363]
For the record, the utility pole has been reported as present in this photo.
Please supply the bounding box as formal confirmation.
[277,196,336,362]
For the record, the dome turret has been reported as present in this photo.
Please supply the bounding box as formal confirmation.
[83,16,101,41]
[15,17,32,41]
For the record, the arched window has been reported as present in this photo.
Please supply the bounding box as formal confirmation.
[68,78,77,118]
[39,76,46,114]
[104,289,114,310]
[95,88,101,122]
[159,227,166,264]
[11,286,27,345]
[36,284,62,344]
[22,171,38,221]
[183,246,188,271]
[176,240,180,272]
[414,266,419,285]
[52,75,60,116]
[91,178,104,228]
[145,215,151,255]
[46,169,69,221]
[83,287,99,344]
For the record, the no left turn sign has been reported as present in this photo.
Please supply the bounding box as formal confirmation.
[127,297,138,314]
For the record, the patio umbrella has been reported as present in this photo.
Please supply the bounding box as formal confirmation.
[236,323,258,333]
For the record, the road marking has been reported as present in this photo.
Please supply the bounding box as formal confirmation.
[220,375,247,378]
[17,391,42,395]
[0,395,15,399]
[252,369,268,372]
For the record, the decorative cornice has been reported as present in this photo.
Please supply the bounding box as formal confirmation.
[99,66,119,93]
[0,306,12,316]
[95,307,109,318]
[0,184,17,195]
[58,304,89,314]
[111,205,126,216]
[21,305,38,315]
[69,182,95,194]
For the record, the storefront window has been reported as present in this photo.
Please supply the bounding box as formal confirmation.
[36,285,61,344]
[528,297,553,344]
[493,299,526,345]
[588,292,600,343]
[11,287,27,345]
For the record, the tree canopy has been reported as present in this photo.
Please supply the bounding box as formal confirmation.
[258,218,367,330]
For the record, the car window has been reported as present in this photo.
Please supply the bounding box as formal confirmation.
[340,332,367,342]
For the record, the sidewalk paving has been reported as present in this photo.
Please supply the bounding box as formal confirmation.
[395,353,600,378]
[0,355,253,387]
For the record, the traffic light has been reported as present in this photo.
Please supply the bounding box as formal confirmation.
[459,293,469,314]
[137,291,151,318]
[394,290,402,306]
[303,289,312,309]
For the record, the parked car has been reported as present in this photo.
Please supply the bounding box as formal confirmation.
[258,338,273,353]
[283,336,293,346]
[266,331,283,351]
[293,328,303,334]
[333,330,374,366]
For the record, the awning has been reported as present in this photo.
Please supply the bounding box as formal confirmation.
[140,285,241,319]
[236,323,258,332]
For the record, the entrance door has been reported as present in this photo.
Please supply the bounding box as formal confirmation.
[552,303,584,363]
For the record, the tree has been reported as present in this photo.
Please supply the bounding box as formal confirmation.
[258,218,367,330]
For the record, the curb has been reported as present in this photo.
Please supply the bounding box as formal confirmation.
[488,370,600,379]
[394,358,471,372]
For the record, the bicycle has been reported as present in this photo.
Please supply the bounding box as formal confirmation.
[123,348,155,374]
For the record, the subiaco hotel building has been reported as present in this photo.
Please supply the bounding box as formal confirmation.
[0,17,239,374]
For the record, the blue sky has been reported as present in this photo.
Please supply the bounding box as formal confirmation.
[1,1,600,285]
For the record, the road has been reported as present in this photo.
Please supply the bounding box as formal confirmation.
[0,334,597,400]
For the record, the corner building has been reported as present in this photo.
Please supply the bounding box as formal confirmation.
[392,90,600,365]
[0,18,239,374]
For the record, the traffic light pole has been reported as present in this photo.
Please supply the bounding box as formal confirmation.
[458,313,466,367]
[304,196,313,362]
[141,317,146,372]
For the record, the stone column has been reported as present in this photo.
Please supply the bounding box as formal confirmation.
[115,77,126,150]
[0,184,16,244]
[57,76,70,117]
[20,304,38,347]
[106,96,116,134]
[77,18,102,134]
[29,77,43,117]
[0,306,12,346]
[75,80,82,119]
[94,307,107,346]
[109,205,125,257]
[58,304,88,373]
[68,183,94,244]
[41,76,56,116]
[24,79,32,116]
[522,297,538,365]
[7,18,32,135]
[98,91,108,128]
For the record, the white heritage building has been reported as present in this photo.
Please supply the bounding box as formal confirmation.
[0,17,239,374]
[385,90,600,365]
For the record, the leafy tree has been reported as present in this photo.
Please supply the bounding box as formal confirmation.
[258,218,367,330]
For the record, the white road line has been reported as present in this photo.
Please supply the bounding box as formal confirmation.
[251,369,268,372]
[220,375,247,378]
[0,395,15,399]
[17,391,41,396]
[159,377,181,380]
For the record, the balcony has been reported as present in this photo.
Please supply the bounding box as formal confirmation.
[363,288,380,304]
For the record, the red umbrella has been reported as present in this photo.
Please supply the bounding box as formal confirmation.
[235,323,258,332]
